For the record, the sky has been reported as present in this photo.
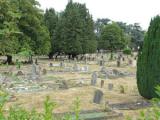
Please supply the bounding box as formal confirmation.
[37,0,160,30]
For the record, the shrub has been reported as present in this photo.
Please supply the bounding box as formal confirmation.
[137,16,160,99]
[123,47,132,55]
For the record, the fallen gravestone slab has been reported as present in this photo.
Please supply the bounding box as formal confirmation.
[108,101,151,110]
[55,109,123,120]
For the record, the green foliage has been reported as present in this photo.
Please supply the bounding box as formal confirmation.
[73,97,81,120]
[126,86,160,120]
[117,22,145,49]
[51,1,97,57]
[100,22,127,51]
[0,0,51,62]
[43,96,56,120]
[137,15,160,99]
[123,47,132,55]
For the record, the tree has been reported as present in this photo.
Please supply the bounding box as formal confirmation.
[100,22,127,59]
[137,15,160,99]
[17,0,51,62]
[61,1,96,58]
[117,22,145,50]
[95,18,111,49]
[44,8,58,58]
[0,0,21,64]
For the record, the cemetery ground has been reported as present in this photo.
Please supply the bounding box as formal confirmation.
[0,54,149,119]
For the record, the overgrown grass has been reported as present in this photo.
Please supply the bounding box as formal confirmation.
[0,89,81,120]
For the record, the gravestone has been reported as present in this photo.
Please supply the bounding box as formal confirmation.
[81,66,88,72]
[60,61,65,67]
[30,63,40,80]
[122,57,125,61]
[108,83,114,91]
[16,71,24,76]
[91,72,97,86]
[117,60,121,67]
[101,80,104,88]
[49,63,53,67]
[60,80,69,89]
[100,66,106,73]
[93,89,104,104]
[0,74,5,84]
[42,69,47,75]
[73,63,79,72]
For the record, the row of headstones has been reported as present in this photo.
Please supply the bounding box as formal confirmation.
[91,71,113,90]
[50,62,89,72]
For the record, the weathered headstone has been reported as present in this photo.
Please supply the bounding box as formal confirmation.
[108,83,114,91]
[42,69,47,75]
[117,60,121,67]
[60,61,65,67]
[61,80,69,89]
[81,66,88,72]
[73,63,79,72]
[49,63,53,67]
[128,59,133,65]
[100,66,106,73]
[93,89,104,104]
[16,71,24,76]
[91,72,97,86]
[101,80,104,88]
[30,63,40,80]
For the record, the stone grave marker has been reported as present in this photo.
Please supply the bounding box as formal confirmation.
[91,72,97,86]
[108,83,114,91]
[16,71,24,76]
[73,63,79,72]
[49,63,53,67]
[30,63,40,80]
[100,66,106,73]
[42,69,47,75]
[60,80,69,89]
[101,80,104,88]
[93,89,104,104]
[60,61,65,67]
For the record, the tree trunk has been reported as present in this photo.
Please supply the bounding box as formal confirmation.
[6,55,12,64]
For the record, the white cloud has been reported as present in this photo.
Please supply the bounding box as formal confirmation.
[38,0,160,30]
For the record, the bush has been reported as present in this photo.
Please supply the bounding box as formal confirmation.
[123,47,132,55]
[137,16,160,99]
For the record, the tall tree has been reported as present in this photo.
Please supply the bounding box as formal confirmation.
[17,0,51,58]
[44,8,58,58]
[0,0,21,64]
[100,22,127,59]
[137,16,160,99]
[62,1,97,58]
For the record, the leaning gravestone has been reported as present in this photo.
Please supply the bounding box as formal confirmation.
[91,72,97,86]
[93,89,104,104]
[60,80,69,89]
